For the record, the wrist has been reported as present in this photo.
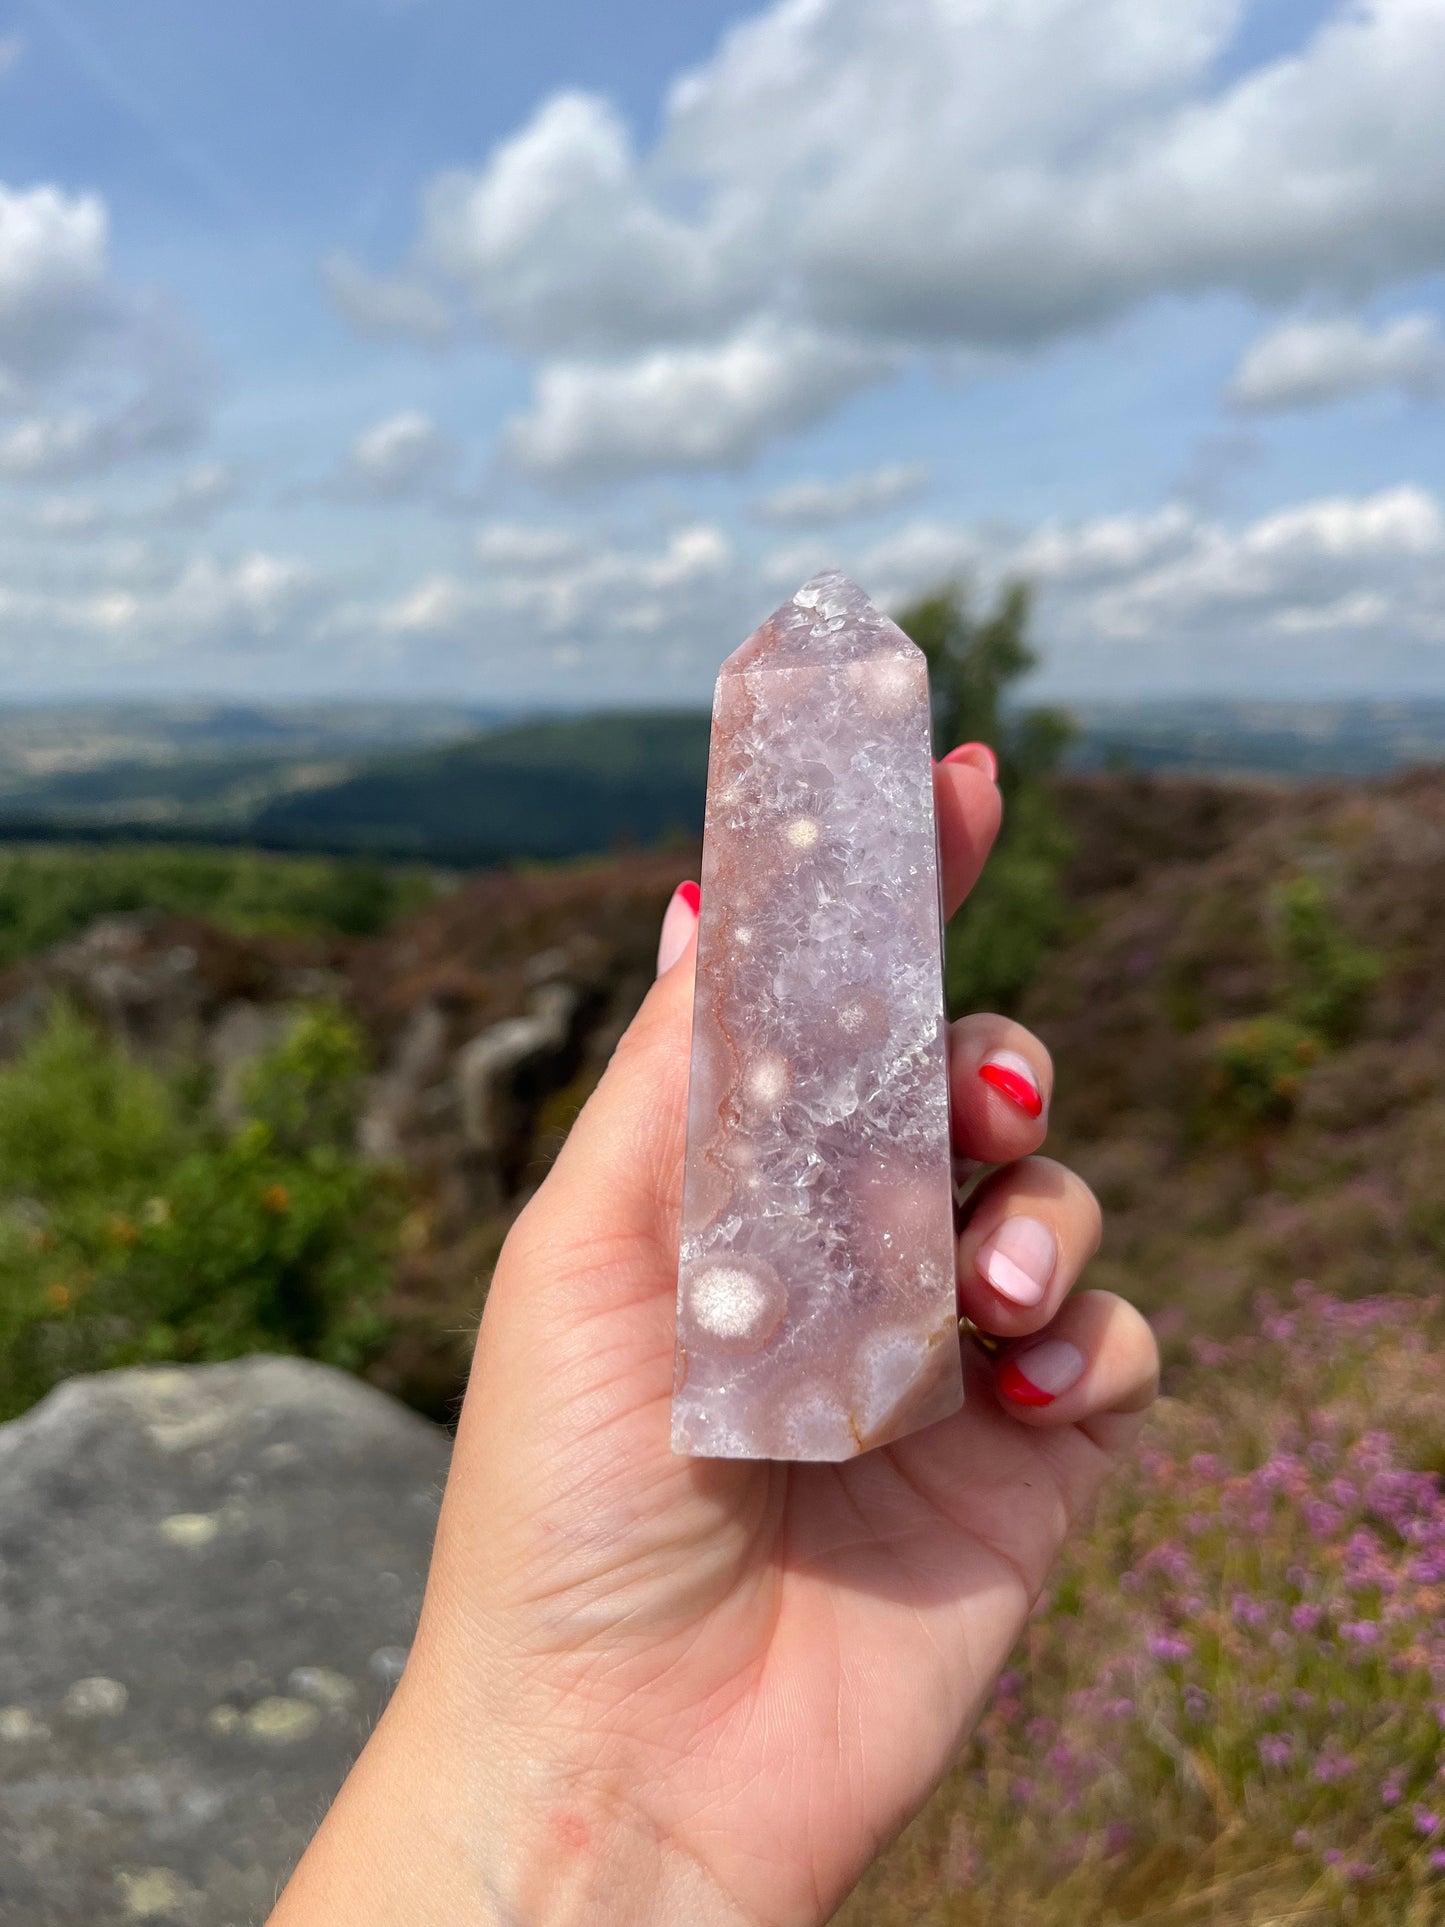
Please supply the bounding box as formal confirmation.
[269,1651,754,1927]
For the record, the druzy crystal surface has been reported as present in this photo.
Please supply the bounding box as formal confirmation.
[671,572,961,1461]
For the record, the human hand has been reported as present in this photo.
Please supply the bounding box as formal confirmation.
[271,747,1159,1927]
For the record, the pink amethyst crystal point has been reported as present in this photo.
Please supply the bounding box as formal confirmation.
[671,571,961,1461]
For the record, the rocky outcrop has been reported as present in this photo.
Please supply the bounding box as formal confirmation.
[0,1359,449,1925]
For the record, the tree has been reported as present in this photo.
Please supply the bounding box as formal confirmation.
[897,580,1074,1016]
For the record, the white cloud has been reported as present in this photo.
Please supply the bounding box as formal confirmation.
[1027,487,1445,647]
[754,461,931,525]
[32,494,103,538]
[340,0,1445,477]
[150,461,235,525]
[0,183,110,378]
[336,409,456,498]
[380,522,734,641]
[473,521,586,570]
[416,92,753,354]
[507,322,886,480]
[26,463,235,541]
[1271,591,1392,634]
[0,181,209,482]
[0,550,316,661]
[323,252,454,346]
[1230,312,1445,411]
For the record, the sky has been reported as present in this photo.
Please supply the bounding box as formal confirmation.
[2,0,1445,705]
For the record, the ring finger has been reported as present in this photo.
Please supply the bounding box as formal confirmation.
[957,1155,1103,1340]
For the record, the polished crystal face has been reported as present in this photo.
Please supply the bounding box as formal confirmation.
[672,572,960,1461]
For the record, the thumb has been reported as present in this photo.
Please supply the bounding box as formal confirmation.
[512,881,700,1268]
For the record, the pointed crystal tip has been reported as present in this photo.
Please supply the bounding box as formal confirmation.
[724,571,920,674]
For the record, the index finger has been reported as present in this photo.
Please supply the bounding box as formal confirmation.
[935,754,1003,918]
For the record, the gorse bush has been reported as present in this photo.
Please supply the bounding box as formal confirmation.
[844,1287,1445,1925]
[0,1001,397,1418]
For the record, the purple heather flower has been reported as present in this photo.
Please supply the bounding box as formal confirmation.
[1146,1632,1192,1663]
[1341,1619,1381,1647]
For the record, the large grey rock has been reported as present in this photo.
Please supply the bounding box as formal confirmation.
[0,1359,450,1926]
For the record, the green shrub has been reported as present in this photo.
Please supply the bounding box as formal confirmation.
[0,999,180,1202]
[1203,876,1383,1131]
[0,1001,397,1418]
[1207,1014,1324,1127]
[0,842,437,968]
[1271,872,1382,1046]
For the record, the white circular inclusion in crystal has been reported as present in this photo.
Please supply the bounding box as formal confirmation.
[855,1329,929,1432]
[734,925,753,945]
[688,1265,774,1341]
[746,1053,791,1107]
[865,655,918,714]
[785,816,820,851]
[784,1390,856,1460]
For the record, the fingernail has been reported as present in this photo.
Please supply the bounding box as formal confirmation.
[979,1050,1044,1119]
[943,741,998,781]
[998,1339,1085,1407]
[656,881,700,977]
[975,1216,1057,1307]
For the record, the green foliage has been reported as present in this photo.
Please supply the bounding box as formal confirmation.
[0,842,437,969]
[1205,875,1382,1130]
[0,1001,397,1419]
[241,1002,369,1155]
[898,581,1074,1014]
[1207,1013,1323,1126]
[0,999,180,1201]
[1270,872,1382,1046]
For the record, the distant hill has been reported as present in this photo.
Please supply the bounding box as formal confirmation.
[1064,696,1445,779]
[3,697,1445,865]
[250,710,713,862]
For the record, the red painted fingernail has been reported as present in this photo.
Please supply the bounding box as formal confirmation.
[979,1050,1043,1119]
[998,1340,1084,1407]
[657,881,700,976]
[943,741,998,781]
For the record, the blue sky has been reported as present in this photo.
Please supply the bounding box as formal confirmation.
[2,0,1445,703]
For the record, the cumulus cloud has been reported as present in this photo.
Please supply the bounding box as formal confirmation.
[323,252,454,346]
[0,182,209,482]
[473,521,587,570]
[337,0,1445,478]
[333,409,456,499]
[754,461,931,525]
[1229,312,1445,411]
[507,322,886,480]
[28,463,237,540]
[381,521,734,641]
[757,484,1445,691]
[0,550,316,661]
[0,183,110,379]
